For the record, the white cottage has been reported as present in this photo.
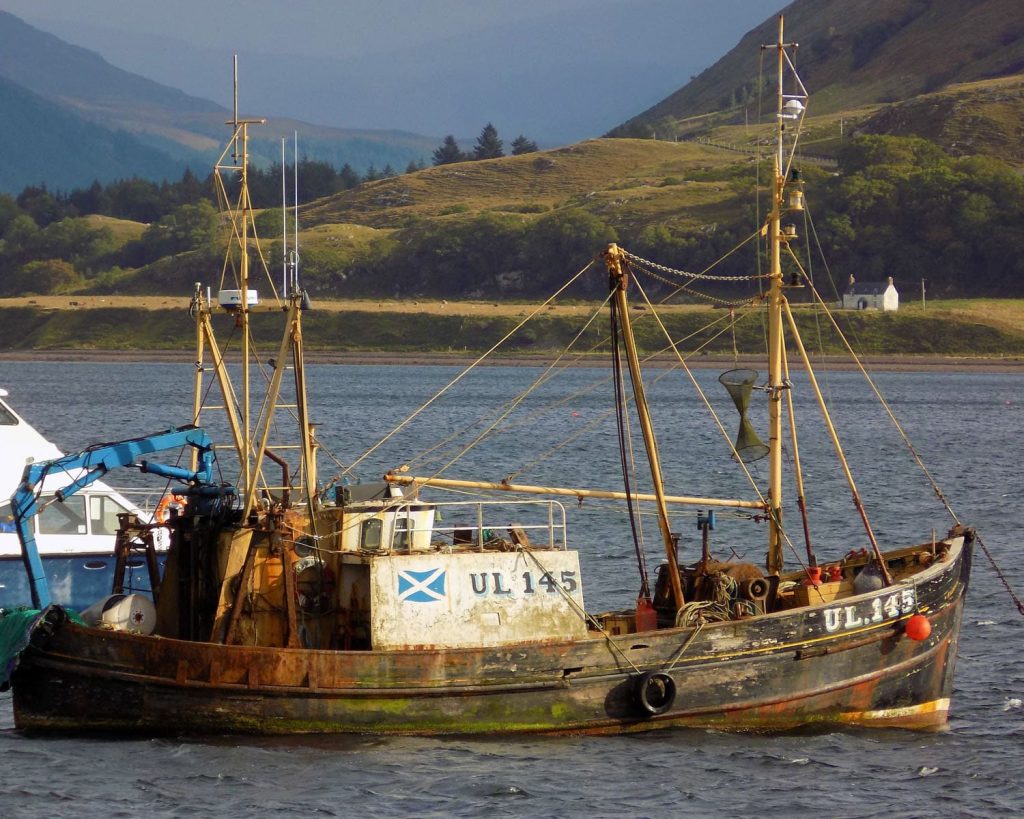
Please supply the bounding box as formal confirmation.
[842,276,899,311]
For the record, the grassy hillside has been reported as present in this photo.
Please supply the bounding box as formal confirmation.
[2,297,1022,359]
[304,140,745,235]
[615,0,1024,136]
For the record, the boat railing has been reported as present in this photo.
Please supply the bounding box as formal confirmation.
[390,498,568,553]
[104,487,166,515]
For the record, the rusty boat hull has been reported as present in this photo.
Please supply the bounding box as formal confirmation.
[10,535,971,736]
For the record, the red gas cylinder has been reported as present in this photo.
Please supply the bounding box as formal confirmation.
[905,613,932,641]
[803,566,823,587]
[635,596,658,633]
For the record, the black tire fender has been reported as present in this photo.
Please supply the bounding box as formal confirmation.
[634,670,676,716]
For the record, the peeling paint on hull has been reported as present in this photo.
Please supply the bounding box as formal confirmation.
[10,538,971,736]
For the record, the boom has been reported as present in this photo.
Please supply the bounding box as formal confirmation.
[11,425,218,609]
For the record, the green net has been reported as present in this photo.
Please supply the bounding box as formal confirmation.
[0,606,85,689]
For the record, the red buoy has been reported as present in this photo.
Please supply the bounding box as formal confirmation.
[905,613,932,641]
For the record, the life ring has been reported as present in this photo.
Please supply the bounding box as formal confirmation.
[634,670,676,716]
[154,493,187,524]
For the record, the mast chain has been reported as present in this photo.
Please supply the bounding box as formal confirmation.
[631,263,762,307]
[622,250,768,282]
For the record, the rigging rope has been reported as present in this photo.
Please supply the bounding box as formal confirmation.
[501,312,749,485]
[519,546,643,673]
[403,296,612,475]
[629,272,813,572]
[629,273,766,506]
[796,269,1024,615]
[323,259,595,489]
[416,295,612,482]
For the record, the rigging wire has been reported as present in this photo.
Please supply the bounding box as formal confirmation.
[629,272,766,505]
[503,310,753,485]
[321,259,596,491]
[403,296,612,474]
[631,272,811,572]
[413,295,613,482]
[797,269,1024,614]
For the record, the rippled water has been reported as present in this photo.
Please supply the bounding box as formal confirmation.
[1,360,1022,818]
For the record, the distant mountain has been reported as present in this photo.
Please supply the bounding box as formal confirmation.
[612,0,1024,137]
[0,10,221,116]
[15,0,785,145]
[0,10,436,193]
[0,75,185,192]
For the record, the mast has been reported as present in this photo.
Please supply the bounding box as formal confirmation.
[759,18,891,583]
[764,16,793,576]
[603,244,685,609]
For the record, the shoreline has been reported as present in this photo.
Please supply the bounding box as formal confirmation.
[2,349,1023,372]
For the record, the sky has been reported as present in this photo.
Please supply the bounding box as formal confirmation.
[0,0,786,143]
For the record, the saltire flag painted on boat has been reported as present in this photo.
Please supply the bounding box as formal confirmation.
[398,568,446,602]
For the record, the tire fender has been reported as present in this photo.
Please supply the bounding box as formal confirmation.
[634,670,676,716]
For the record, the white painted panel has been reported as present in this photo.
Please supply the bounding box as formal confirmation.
[369,550,588,649]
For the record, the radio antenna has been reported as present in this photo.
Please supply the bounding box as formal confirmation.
[291,131,300,293]
[281,137,288,296]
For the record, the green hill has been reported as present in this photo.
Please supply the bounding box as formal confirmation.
[611,0,1024,164]
[2,2,1023,308]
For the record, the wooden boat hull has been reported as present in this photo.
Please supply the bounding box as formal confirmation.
[10,536,971,736]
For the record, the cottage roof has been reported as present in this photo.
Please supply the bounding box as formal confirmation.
[846,281,896,296]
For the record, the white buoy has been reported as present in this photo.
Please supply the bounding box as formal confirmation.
[80,593,157,635]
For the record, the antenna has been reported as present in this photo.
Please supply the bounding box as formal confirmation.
[292,130,300,294]
[232,54,239,162]
[281,138,288,297]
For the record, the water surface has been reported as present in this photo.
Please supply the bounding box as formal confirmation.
[0,361,1021,818]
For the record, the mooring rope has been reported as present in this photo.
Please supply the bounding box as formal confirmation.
[976,533,1024,616]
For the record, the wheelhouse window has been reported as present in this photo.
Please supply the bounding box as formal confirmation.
[38,495,88,535]
[89,495,133,536]
[0,404,18,425]
[0,502,15,533]
[393,516,411,550]
[360,518,382,551]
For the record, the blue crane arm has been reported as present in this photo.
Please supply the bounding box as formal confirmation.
[11,425,217,610]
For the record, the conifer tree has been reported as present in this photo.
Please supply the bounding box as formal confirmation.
[339,163,360,189]
[473,123,504,160]
[511,135,538,155]
[432,135,466,166]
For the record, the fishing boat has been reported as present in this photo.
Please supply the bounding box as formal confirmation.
[0,388,165,612]
[0,19,973,735]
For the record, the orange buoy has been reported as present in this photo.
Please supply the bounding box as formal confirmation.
[905,613,932,641]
